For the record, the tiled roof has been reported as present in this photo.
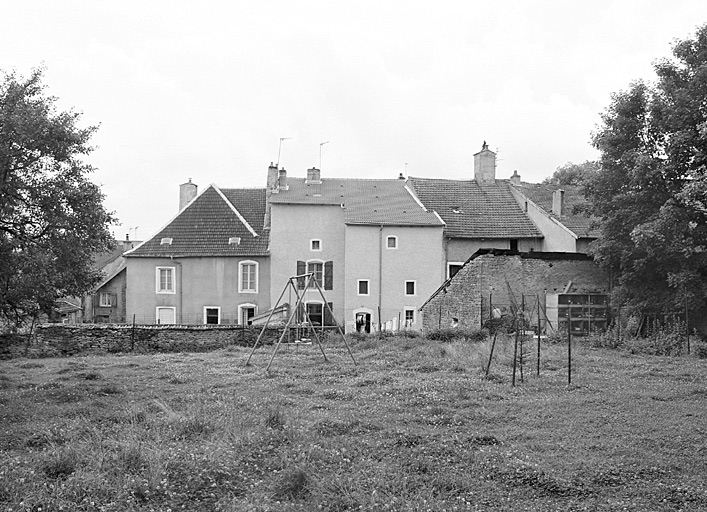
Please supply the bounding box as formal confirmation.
[126,185,269,258]
[408,178,542,238]
[270,177,444,226]
[515,183,599,238]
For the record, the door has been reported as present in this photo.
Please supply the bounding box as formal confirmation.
[240,306,255,325]
[355,312,371,333]
[156,307,176,325]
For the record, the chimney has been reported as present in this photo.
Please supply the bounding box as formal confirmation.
[278,168,287,190]
[510,170,521,186]
[125,233,129,241]
[306,167,321,183]
[398,173,405,180]
[552,189,565,217]
[473,141,496,184]
[267,162,279,191]
[179,179,198,211]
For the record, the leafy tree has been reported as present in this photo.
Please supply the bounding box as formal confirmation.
[587,24,707,317]
[542,160,599,187]
[0,68,115,329]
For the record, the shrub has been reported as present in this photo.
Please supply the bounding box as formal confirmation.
[427,328,486,343]
[693,342,707,359]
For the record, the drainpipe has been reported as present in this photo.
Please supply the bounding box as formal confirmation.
[171,256,182,324]
[379,225,383,333]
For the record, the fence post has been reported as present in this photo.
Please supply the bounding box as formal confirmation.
[131,314,136,351]
[567,321,572,386]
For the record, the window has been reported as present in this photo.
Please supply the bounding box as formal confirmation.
[447,263,464,279]
[386,236,398,249]
[160,237,173,245]
[238,304,256,325]
[311,239,322,251]
[307,261,323,287]
[306,303,323,326]
[405,281,416,296]
[204,307,220,325]
[404,308,415,328]
[156,267,175,294]
[156,307,176,325]
[297,260,333,290]
[358,280,370,296]
[239,261,258,293]
[99,292,114,307]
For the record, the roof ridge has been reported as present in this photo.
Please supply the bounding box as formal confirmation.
[212,184,259,238]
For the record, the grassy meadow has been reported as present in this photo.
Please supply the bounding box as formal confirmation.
[0,334,706,511]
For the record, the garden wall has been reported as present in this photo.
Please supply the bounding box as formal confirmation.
[0,324,286,359]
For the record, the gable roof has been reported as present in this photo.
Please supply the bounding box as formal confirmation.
[270,177,444,226]
[514,183,599,238]
[408,177,542,238]
[125,185,269,258]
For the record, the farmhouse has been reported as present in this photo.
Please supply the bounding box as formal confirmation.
[108,141,605,333]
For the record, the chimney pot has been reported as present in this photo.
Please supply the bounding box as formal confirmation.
[398,173,405,180]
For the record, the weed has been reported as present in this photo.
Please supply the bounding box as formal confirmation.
[271,467,309,500]
[265,406,285,430]
[18,362,44,369]
[40,447,80,479]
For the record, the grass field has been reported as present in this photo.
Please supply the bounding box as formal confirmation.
[1,335,706,511]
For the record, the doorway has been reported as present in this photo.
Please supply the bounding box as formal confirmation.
[355,312,372,333]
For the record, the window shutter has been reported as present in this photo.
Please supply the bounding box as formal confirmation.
[110,293,118,307]
[324,302,334,326]
[324,261,333,290]
[296,261,306,289]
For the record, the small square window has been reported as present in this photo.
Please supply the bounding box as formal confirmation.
[405,281,416,296]
[99,292,112,307]
[204,307,220,325]
[386,236,397,249]
[311,239,322,251]
[358,280,370,296]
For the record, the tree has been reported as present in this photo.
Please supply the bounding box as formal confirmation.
[542,160,599,187]
[587,24,707,317]
[0,68,115,329]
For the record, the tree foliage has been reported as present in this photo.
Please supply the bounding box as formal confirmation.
[587,24,707,315]
[542,160,599,187]
[0,68,115,328]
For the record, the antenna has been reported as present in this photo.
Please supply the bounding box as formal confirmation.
[319,141,329,170]
[405,162,408,175]
[277,137,291,168]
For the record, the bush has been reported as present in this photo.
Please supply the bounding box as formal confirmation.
[427,328,486,343]
[693,342,707,359]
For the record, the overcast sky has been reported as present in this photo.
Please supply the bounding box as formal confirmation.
[2,1,707,240]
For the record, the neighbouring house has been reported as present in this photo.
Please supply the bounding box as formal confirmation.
[420,249,610,335]
[508,178,599,253]
[82,238,141,323]
[267,165,445,333]
[123,181,271,325]
[409,143,544,280]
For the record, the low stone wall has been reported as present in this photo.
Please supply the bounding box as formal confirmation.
[0,324,284,359]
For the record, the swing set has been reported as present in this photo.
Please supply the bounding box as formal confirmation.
[244,272,356,370]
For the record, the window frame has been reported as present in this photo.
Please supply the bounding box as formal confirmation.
[307,260,324,287]
[447,262,464,279]
[386,235,398,249]
[238,260,258,294]
[357,279,370,296]
[405,280,416,296]
[310,239,322,252]
[156,266,176,294]
[203,306,221,325]
[305,301,324,326]
[99,292,112,307]
[238,303,257,325]
[403,307,416,328]
[155,306,176,325]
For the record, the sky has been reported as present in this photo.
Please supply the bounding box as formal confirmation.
[2,1,707,240]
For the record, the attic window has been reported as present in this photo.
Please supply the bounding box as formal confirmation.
[160,238,173,245]
[229,237,241,245]
[451,207,463,214]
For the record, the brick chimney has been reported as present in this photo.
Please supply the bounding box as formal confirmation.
[510,170,521,186]
[267,162,279,192]
[552,189,565,217]
[179,179,198,211]
[306,167,321,183]
[473,141,496,184]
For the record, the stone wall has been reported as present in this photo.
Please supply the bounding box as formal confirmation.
[0,324,295,359]
[421,250,610,332]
